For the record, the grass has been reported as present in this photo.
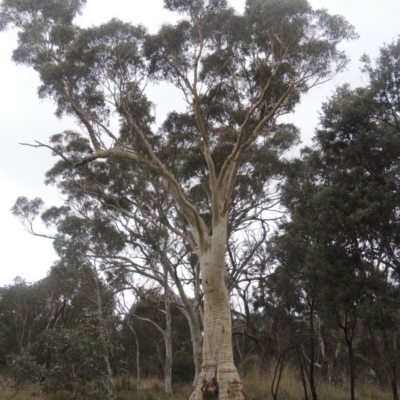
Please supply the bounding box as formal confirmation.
[241,366,394,400]
[0,370,395,400]
[0,381,42,400]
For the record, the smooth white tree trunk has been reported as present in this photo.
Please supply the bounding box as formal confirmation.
[178,296,203,386]
[188,315,203,386]
[125,319,141,391]
[191,219,244,400]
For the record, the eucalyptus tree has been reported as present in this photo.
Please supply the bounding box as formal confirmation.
[12,190,205,387]
[119,251,178,396]
[123,285,187,395]
[119,289,195,385]
[41,262,117,400]
[0,263,117,399]
[1,0,357,398]
[10,195,121,399]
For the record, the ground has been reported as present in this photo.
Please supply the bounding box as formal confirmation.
[0,368,395,400]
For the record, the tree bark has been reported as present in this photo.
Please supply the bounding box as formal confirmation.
[94,274,115,400]
[125,319,141,391]
[308,294,318,400]
[186,311,203,386]
[164,288,173,397]
[190,219,244,400]
[341,311,357,400]
[382,327,399,400]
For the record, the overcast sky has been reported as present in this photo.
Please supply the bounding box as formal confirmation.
[0,0,399,286]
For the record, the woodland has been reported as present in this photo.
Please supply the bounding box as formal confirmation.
[0,0,399,399]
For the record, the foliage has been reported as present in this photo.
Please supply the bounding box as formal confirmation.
[253,38,400,400]
[8,353,46,387]
[42,328,110,399]
[1,0,360,398]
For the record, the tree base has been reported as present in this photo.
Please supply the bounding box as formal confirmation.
[189,363,244,400]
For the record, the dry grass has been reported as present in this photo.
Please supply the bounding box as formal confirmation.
[0,370,395,400]
[241,365,394,400]
[0,379,42,400]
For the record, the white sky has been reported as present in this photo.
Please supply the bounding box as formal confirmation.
[0,0,399,286]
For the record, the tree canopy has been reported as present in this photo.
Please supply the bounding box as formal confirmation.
[1,0,359,399]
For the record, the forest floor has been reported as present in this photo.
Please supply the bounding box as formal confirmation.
[0,371,395,400]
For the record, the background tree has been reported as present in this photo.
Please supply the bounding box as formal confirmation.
[254,38,400,400]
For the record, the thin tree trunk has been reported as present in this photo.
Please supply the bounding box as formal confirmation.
[296,347,309,400]
[94,274,115,400]
[133,328,141,392]
[158,235,203,386]
[382,327,399,400]
[186,312,203,386]
[164,287,173,396]
[308,295,318,400]
[175,299,202,386]
[308,339,318,400]
[126,319,141,391]
[190,219,244,400]
[175,280,203,385]
[342,314,356,400]
[347,337,356,400]
[131,290,173,396]
[367,323,386,389]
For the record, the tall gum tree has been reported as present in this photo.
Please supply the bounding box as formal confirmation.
[0,0,357,398]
